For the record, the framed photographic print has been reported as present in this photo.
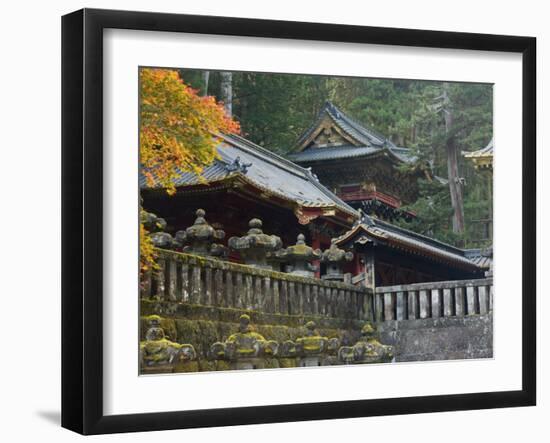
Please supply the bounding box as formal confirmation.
[61,8,536,435]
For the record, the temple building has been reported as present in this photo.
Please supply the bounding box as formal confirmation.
[140,132,358,261]
[288,101,426,222]
[464,138,494,244]
[334,214,486,287]
[141,131,488,284]
[463,137,494,171]
[137,101,495,374]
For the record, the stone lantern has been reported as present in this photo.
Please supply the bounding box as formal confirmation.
[274,234,321,277]
[142,210,179,250]
[338,323,394,364]
[150,232,178,250]
[209,314,279,370]
[174,208,226,257]
[228,219,282,269]
[295,321,340,367]
[139,315,196,374]
[320,239,354,281]
[141,210,167,232]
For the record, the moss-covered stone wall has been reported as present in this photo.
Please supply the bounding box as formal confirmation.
[140,299,365,372]
[140,299,493,372]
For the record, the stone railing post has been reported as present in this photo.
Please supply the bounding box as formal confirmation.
[396,291,406,320]
[167,258,178,302]
[442,288,453,317]
[279,280,288,315]
[455,286,465,316]
[407,290,418,320]
[466,285,477,315]
[190,264,201,304]
[234,272,244,309]
[156,257,166,301]
[180,262,190,303]
[204,265,213,306]
[374,278,493,323]
[225,270,233,307]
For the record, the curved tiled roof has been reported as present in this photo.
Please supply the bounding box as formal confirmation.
[289,145,381,162]
[296,101,391,148]
[291,101,416,164]
[289,144,417,164]
[334,215,484,271]
[463,138,494,159]
[140,133,359,219]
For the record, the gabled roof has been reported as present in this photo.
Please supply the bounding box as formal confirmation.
[289,101,416,164]
[334,214,483,271]
[296,101,391,148]
[140,133,360,221]
[463,138,494,170]
[464,138,494,159]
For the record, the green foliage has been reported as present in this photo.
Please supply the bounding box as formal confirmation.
[394,179,464,246]
[178,69,333,153]
[396,82,493,247]
[177,69,493,247]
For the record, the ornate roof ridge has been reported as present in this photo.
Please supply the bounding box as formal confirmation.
[324,101,392,147]
[221,133,359,218]
[295,101,397,150]
[221,133,315,179]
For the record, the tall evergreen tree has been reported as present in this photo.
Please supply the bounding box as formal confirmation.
[174,69,492,247]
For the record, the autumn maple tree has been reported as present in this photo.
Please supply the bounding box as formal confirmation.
[139,68,239,274]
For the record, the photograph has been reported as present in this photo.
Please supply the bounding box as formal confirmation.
[0,0,544,439]
[138,67,494,375]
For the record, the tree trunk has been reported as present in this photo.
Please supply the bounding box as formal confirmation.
[220,72,232,116]
[442,84,465,235]
[201,71,210,96]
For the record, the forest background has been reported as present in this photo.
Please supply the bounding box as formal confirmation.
[177,68,493,248]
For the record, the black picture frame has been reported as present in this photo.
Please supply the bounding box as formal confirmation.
[61,8,536,435]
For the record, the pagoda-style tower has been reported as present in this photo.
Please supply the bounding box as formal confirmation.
[463,137,494,171]
[288,101,424,222]
[463,137,494,245]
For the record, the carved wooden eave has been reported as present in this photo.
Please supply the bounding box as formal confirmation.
[294,101,391,153]
[297,114,363,152]
[140,132,360,229]
[145,172,357,229]
[463,138,494,171]
[289,102,428,208]
[334,222,483,272]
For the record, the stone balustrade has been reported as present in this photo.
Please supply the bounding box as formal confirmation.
[141,248,373,321]
[374,278,493,322]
